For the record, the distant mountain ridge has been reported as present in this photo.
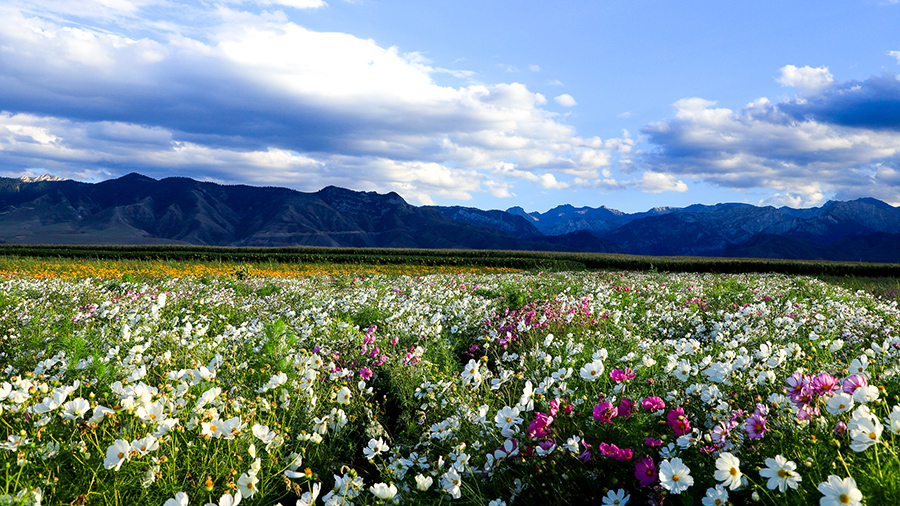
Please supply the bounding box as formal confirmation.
[1,173,898,262]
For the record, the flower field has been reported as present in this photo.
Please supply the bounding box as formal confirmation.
[1,266,899,505]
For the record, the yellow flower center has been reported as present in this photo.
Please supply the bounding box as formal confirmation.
[839,493,850,504]
[869,432,877,440]
[778,469,788,478]
[672,474,680,482]
[118,452,125,459]
[730,467,738,476]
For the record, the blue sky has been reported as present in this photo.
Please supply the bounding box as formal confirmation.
[1,0,899,213]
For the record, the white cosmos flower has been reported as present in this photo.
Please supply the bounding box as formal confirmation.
[825,393,854,415]
[701,485,728,506]
[579,359,605,381]
[237,472,259,498]
[104,439,131,471]
[61,398,91,421]
[758,455,801,492]
[659,457,693,494]
[369,482,398,501]
[441,468,462,499]
[131,435,159,456]
[296,483,321,506]
[889,405,900,436]
[363,437,390,460]
[602,488,630,505]
[849,415,883,452]
[163,491,189,506]
[336,386,352,405]
[415,474,433,491]
[494,405,522,429]
[461,359,483,387]
[204,490,242,506]
[817,475,863,506]
[852,385,879,404]
[713,452,743,490]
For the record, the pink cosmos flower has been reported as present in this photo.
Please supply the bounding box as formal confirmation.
[593,402,617,424]
[796,405,820,421]
[644,437,662,447]
[359,367,373,381]
[641,396,665,411]
[609,367,636,384]
[834,421,848,436]
[811,373,839,396]
[842,374,868,395]
[745,413,767,439]
[635,455,657,487]
[599,442,620,458]
[526,413,554,439]
[617,398,634,420]
[549,398,561,417]
[785,373,810,400]
[667,407,691,436]
[615,447,634,461]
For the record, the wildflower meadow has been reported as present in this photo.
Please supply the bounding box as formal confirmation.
[1,266,898,505]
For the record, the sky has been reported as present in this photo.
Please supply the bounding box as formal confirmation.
[1,1,900,213]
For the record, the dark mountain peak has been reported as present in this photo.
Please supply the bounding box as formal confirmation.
[117,172,157,183]
[850,197,894,210]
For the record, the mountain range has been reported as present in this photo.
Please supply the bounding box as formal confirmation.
[0,173,898,263]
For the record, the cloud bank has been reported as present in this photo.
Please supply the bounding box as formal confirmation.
[0,2,633,204]
[642,67,900,207]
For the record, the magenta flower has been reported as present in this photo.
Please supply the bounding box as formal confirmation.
[537,439,557,453]
[842,374,868,395]
[609,367,636,384]
[526,413,554,439]
[615,447,633,461]
[593,402,618,424]
[641,396,665,411]
[834,421,848,436]
[666,406,691,436]
[599,442,620,458]
[644,437,662,447]
[359,367,373,381]
[617,398,634,420]
[745,413,767,439]
[785,373,811,403]
[634,455,657,487]
[549,398,561,417]
[811,373,839,396]
[753,402,769,417]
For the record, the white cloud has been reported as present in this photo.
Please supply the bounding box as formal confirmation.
[554,94,577,107]
[777,64,834,95]
[259,0,326,8]
[0,5,631,204]
[891,50,900,64]
[528,64,541,72]
[638,171,688,193]
[642,93,900,205]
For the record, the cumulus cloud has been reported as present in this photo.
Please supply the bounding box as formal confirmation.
[0,3,631,203]
[641,75,900,205]
[777,64,834,96]
[890,50,900,64]
[554,94,577,107]
[637,171,688,193]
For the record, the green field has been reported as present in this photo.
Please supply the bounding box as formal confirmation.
[0,254,898,505]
